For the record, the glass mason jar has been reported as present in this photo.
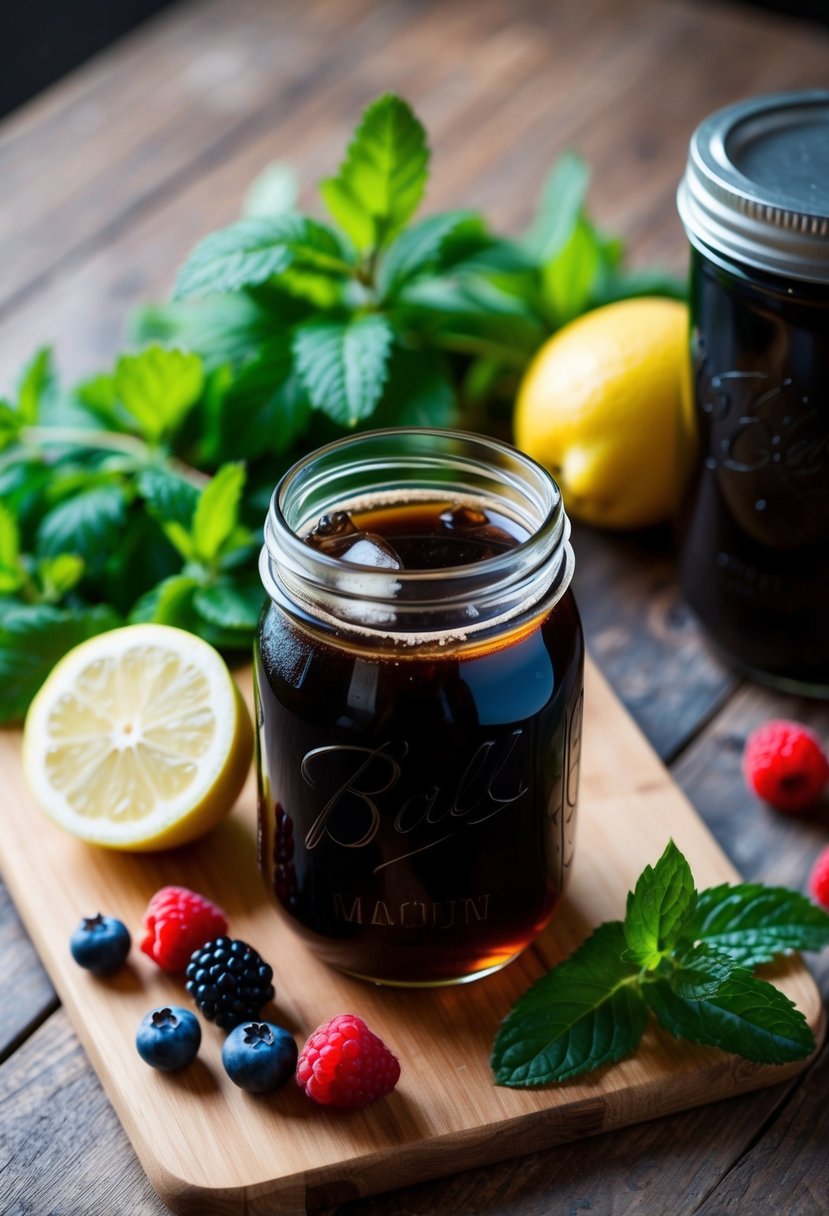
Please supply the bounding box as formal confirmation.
[255,429,584,987]
[677,91,829,694]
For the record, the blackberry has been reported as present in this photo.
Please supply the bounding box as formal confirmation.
[185,937,275,1030]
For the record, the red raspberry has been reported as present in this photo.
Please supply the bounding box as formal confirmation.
[743,720,829,813]
[140,886,228,972]
[296,1013,400,1108]
[810,847,829,911]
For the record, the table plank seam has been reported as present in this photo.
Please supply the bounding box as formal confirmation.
[0,993,60,1068]
[664,678,747,769]
[688,1048,820,1213]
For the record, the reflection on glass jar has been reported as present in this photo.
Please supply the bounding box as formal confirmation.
[677,91,829,694]
[254,429,584,986]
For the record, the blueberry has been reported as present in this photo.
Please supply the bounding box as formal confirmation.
[136,1007,201,1072]
[221,1021,297,1092]
[69,913,131,976]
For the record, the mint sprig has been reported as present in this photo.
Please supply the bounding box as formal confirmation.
[0,91,684,723]
[492,842,829,1087]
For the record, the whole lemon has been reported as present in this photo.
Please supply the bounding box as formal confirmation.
[514,297,690,529]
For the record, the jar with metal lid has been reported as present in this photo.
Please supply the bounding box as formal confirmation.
[255,429,584,986]
[677,91,829,694]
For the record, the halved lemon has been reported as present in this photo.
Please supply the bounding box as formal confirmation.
[23,624,253,851]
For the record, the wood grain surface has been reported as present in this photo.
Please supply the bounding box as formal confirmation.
[0,662,823,1216]
[2,1,829,1214]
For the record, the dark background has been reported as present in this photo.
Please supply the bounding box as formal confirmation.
[1,0,177,118]
[0,0,827,120]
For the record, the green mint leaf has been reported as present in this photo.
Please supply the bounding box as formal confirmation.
[0,503,25,594]
[162,522,195,561]
[137,468,199,530]
[191,463,246,564]
[276,266,343,310]
[0,458,51,526]
[397,277,510,320]
[294,315,393,426]
[219,339,311,460]
[75,373,121,427]
[197,363,234,464]
[431,218,513,272]
[0,601,120,723]
[491,922,647,1086]
[193,579,264,632]
[320,93,429,252]
[129,574,200,628]
[37,553,85,602]
[0,400,22,451]
[540,215,603,328]
[243,161,299,219]
[373,347,456,428]
[461,356,506,406]
[174,216,295,300]
[377,211,479,299]
[590,266,688,309]
[623,840,696,969]
[100,512,182,615]
[396,276,543,354]
[131,294,276,372]
[17,347,55,426]
[685,882,829,966]
[217,528,257,571]
[173,215,350,302]
[114,345,204,444]
[36,485,128,565]
[670,942,737,1000]
[523,151,589,262]
[645,969,815,1064]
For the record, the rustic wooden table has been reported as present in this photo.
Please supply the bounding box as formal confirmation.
[2,1,828,1212]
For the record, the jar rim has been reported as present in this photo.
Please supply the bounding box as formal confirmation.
[259,427,574,648]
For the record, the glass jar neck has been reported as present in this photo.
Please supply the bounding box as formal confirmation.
[260,428,574,651]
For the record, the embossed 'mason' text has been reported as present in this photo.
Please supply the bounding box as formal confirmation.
[333,893,492,929]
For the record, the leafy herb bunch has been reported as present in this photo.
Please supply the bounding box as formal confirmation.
[493,841,829,1086]
[0,93,682,724]
[0,346,260,721]
[143,92,683,442]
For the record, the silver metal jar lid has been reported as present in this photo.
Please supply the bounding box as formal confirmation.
[677,90,829,283]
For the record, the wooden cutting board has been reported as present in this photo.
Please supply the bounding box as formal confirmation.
[0,658,823,1216]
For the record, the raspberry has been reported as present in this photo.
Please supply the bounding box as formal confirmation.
[296,1014,400,1108]
[809,847,829,911]
[140,886,228,972]
[742,720,829,813]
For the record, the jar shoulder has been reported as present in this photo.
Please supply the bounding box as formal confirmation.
[257,593,583,730]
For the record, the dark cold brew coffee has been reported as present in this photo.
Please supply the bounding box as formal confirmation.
[256,493,583,985]
[255,429,583,985]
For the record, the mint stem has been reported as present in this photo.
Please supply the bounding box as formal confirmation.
[435,333,529,366]
[20,426,210,489]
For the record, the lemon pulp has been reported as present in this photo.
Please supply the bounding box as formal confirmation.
[23,624,253,850]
